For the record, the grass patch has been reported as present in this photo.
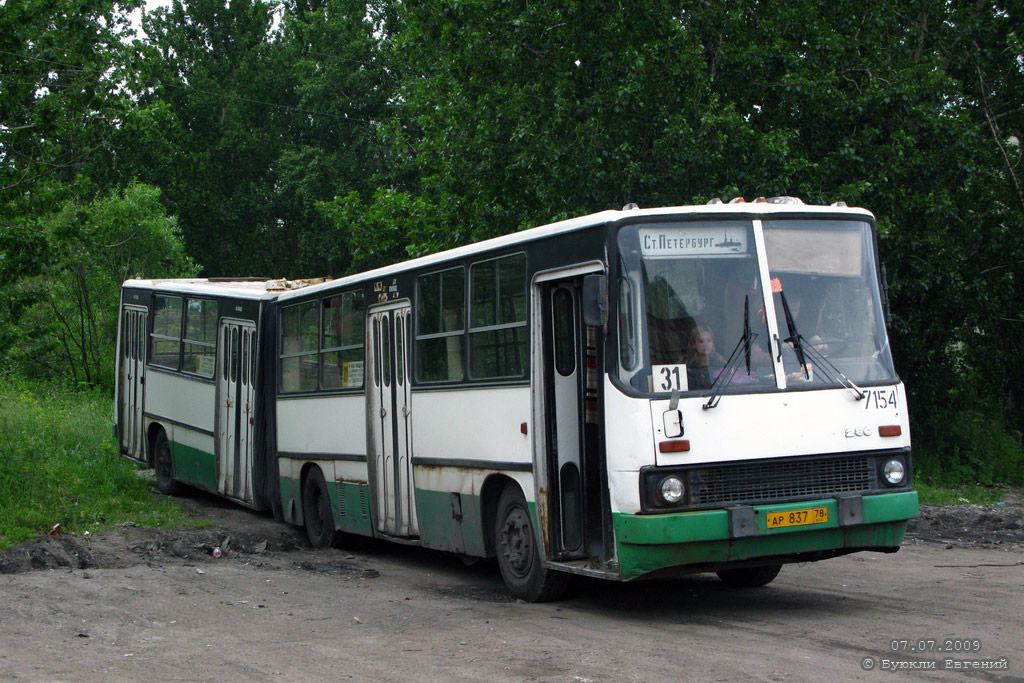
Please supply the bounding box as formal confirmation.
[0,376,189,549]
[915,482,1006,506]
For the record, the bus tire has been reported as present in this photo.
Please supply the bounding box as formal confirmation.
[716,563,782,588]
[495,484,569,602]
[302,467,335,548]
[153,430,182,496]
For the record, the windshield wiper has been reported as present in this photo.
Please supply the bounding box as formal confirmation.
[704,295,758,409]
[778,291,865,400]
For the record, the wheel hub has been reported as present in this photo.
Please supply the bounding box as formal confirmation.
[156,444,171,478]
[500,506,533,578]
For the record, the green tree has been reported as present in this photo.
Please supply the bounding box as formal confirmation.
[10,183,196,389]
[0,0,140,201]
[130,0,397,278]
[275,0,396,276]
[347,0,1023,481]
[133,0,290,276]
[0,0,144,369]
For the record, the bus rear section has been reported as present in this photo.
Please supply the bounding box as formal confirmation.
[115,280,273,509]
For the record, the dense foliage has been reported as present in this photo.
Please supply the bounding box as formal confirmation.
[1,0,1021,483]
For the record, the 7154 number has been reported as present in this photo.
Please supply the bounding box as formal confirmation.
[864,388,897,410]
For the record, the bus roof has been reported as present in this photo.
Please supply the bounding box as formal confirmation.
[124,201,873,301]
[119,277,333,300]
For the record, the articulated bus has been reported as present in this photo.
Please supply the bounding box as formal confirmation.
[116,198,918,601]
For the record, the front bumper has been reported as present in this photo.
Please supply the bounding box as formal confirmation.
[612,490,918,580]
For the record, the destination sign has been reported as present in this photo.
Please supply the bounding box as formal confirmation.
[639,227,748,256]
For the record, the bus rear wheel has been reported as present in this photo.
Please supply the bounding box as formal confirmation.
[495,485,569,602]
[716,563,782,588]
[153,430,182,496]
[302,467,336,548]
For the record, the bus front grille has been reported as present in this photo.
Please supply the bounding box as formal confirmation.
[688,455,875,506]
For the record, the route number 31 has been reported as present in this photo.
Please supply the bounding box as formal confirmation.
[652,364,688,392]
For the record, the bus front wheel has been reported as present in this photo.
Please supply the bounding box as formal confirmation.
[153,431,182,496]
[495,485,568,602]
[302,467,336,548]
[716,563,782,588]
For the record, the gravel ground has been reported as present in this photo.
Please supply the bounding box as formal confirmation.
[0,486,1021,681]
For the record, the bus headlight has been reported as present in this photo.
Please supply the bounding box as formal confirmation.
[881,457,907,486]
[659,475,685,504]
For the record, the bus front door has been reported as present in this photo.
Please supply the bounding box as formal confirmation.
[368,303,418,537]
[119,305,148,462]
[541,278,606,561]
[216,319,256,504]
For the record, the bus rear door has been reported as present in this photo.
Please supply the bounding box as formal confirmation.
[119,305,148,462]
[368,302,418,537]
[217,319,257,503]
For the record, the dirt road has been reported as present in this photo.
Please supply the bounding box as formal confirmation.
[1,490,1021,681]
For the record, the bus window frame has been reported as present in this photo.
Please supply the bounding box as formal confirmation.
[414,265,467,384]
[149,293,184,371]
[278,290,369,396]
[320,289,366,391]
[278,298,321,394]
[467,251,528,381]
[605,212,902,400]
[181,297,218,379]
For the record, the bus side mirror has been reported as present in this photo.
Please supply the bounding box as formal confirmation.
[581,274,608,328]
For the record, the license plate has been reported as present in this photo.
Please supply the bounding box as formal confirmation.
[766,507,829,529]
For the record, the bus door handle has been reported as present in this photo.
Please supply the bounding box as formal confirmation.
[774,334,782,362]
[380,407,387,418]
[402,405,410,417]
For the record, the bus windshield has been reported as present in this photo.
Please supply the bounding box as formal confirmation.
[615,218,896,395]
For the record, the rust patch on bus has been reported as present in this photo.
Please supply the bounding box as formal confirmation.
[537,487,552,554]
[265,277,333,291]
[335,477,368,486]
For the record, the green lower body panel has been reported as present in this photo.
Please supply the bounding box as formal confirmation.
[279,475,302,524]
[171,441,217,492]
[415,489,486,556]
[330,480,374,536]
[613,491,918,581]
[278,474,374,537]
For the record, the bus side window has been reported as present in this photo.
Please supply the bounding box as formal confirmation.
[553,288,575,376]
[241,329,248,386]
[279,300,319,392]
[396,313,405,386]
[183,298,217,377]
[321,290,365,390]
[382,314,392,387]
[469,253,527,379]
[416,267,465,382]
[618,278,638,371]
[231,327,239,383]
[151,295,183,370]
[372,318,380,387]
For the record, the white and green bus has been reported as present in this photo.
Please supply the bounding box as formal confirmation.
[116,198,917,601]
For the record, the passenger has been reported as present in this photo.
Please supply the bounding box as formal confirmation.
[685,325,727,389]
